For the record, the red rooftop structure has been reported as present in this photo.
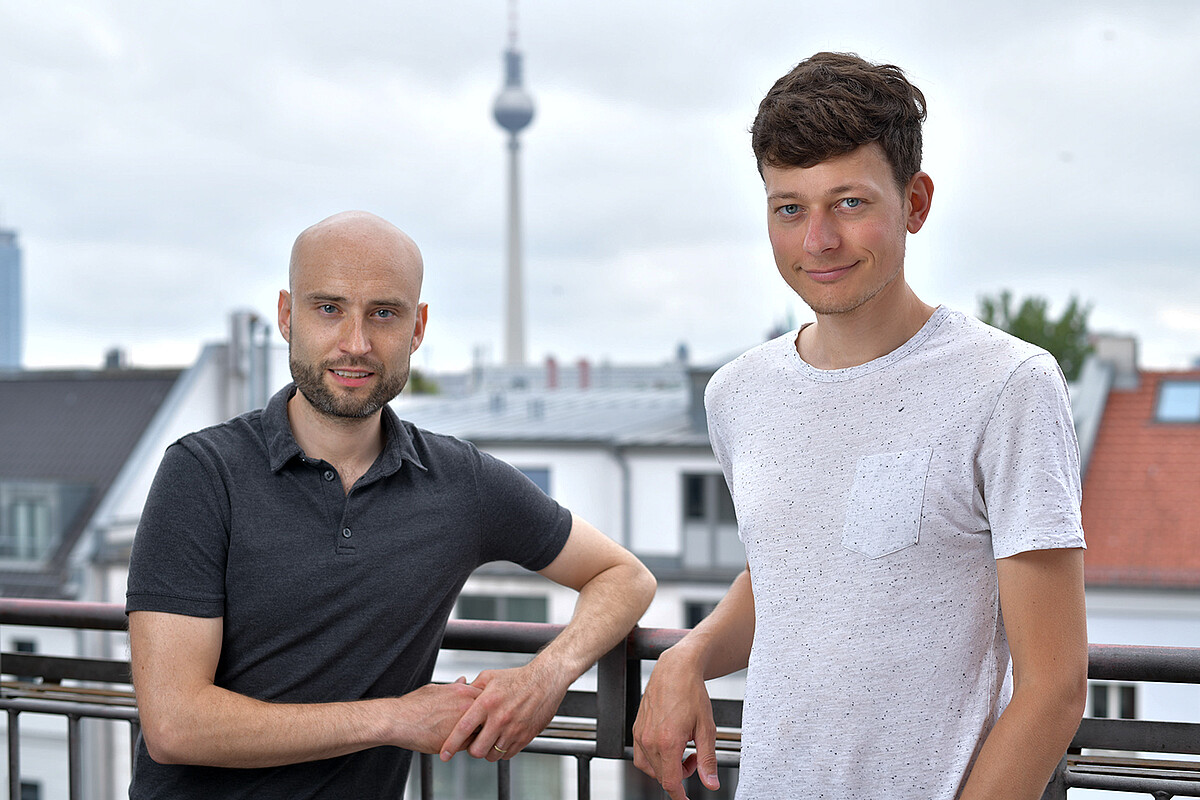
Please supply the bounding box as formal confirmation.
[1078,336,1200,589]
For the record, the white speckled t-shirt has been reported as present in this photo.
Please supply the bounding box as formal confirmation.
[705,307,1085,799]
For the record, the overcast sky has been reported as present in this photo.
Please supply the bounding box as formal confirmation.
[2,1,1198,373]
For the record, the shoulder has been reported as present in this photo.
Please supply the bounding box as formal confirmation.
[400,420,480,463]
[396,420,515,483]
[168,408,270,475]
[922,308,1063,390]
[706,332,796,406]
[936,308,1048,365]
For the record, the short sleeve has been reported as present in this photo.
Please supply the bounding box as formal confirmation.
[473,448,572,571]
[125,442,231,617]
[979,353,1086,559]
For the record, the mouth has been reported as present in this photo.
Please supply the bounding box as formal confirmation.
[804,262,858,283]
[328,367,376,387]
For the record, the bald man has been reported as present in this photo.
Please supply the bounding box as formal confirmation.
[126,211,655,799]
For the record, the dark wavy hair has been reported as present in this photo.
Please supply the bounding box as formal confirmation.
[751,52,927,189]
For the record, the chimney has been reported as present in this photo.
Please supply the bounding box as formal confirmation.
[1092,333,1138,390]
[103,348,128,370]
[687,367,713,433]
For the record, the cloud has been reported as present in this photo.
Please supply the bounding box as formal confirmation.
[2,0,1198,371]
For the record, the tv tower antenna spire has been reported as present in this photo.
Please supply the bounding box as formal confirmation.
[492,0,534,367]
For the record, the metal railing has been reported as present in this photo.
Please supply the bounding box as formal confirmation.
[3,598,1200,799]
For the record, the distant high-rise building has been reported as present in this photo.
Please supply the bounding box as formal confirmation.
[492,1,535,367]
[0,227,21,370]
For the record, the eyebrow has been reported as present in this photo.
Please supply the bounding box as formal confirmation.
[305,292,412,309]
[767,182,877,203]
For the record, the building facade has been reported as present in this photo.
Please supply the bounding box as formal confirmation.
[5,323,1200,799]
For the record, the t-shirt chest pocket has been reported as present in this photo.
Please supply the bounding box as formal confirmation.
[841,448,933,559]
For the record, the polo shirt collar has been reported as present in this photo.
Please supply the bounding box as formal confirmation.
[262,383,427,476]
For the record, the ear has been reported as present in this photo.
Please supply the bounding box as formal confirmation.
[410,302,429,354]
[277,290,293,343]
[905,172,934,234]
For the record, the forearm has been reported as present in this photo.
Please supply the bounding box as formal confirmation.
[532,559,655,680]
[959,678,1085,798]
[664,567,755,680]
[961,548,1088,799]
[140,686,402,767]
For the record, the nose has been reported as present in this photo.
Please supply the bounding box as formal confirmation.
[803,210,840,255]
[340,316,371,356]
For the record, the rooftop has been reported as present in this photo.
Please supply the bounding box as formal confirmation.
[1081,368,1200,589]
[0,368,182,597]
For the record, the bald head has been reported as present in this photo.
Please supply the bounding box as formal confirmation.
[279,210,429,422]
[289,211,424,294]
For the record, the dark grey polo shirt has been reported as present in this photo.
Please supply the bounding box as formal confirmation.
[126,384,572,799]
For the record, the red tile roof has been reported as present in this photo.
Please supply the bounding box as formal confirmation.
[1082,369,1200,588]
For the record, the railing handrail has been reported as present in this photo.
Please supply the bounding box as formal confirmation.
[6,597,1200,799]
[7,598,1199,680]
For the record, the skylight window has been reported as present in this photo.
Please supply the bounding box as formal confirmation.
[1155,380,1200,423]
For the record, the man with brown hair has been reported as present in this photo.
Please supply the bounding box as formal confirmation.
[633,53,1087,799]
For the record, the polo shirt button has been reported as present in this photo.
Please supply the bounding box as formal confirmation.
[323,470,335,481]
[342,528,352,538]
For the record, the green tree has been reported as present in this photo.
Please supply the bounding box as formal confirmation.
[408,368,439,395]
[978,291,1093,381]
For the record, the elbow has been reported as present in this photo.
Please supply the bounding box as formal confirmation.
[633,561,657,617]
[1053,673,1088,752]
[1064,667,1088,726]
[140,714,197,765]
[1059,649,1090,726]
[1028,663,1088,743]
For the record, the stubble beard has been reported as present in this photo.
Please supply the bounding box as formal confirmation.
[289,348,409,419]
[801,239,907,317]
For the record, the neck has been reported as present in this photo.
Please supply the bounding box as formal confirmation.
[286,391,385,484]
[797,281,936,370]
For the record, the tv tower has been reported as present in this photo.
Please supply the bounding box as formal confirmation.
[492,0,534,367]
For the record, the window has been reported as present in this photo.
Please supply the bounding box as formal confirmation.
[684,600,719,629]
[1088,682,1137,720]
[1,498,52,560]
[457,594,548,624]
[8,639,36,683]
[681,473,743,569]
[1155,380,1200,422]
[20,782,40,800]
[517,466,551,495]
[0,480,89,564]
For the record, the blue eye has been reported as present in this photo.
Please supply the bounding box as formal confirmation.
[374,309,395,319]
[840,198,863,209]
[780,204,800,216]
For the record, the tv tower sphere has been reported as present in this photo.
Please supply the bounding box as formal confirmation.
[493,50,534,133]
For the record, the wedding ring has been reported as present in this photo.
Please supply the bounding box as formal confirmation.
[493,744,507,754]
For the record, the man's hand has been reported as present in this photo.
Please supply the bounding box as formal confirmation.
[438,659,570,762]
[632,649,721,800]
[393,679,484,754]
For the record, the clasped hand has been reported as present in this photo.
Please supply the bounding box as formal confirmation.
[437,659,570,763]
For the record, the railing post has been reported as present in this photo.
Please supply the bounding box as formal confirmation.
[7,709,20,800]
[69,715,83,800]
[576,754,591,800]
[595,630,640,759]
[497,758,511,800]
[1040,754,1068,800]
[130,721,140,771]
[418,752,433,800]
